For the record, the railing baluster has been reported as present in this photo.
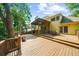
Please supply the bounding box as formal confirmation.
[0,36,21,56]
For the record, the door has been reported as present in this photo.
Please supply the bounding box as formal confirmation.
[60,26,68,33]
[60,27,63,33]
[64,26,68,33]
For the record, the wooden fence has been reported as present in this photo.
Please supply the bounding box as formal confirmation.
[0,36,21,56]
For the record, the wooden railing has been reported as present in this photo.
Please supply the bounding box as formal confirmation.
[0,36,21,56]
[0,40,5,56]
[76,30,79,39]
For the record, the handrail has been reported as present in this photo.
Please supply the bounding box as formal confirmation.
[0,36,21,56]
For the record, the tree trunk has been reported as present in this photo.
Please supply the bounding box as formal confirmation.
[3,3,15,38]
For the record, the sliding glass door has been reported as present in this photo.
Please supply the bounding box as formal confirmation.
[60,26,68,34]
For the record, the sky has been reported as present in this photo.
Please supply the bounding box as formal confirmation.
[27,3,71,22]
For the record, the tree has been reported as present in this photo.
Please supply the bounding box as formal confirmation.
[11,3,32,34]
[0,3,31,39]
[66,3,79,17]
[0,3,15,38]
[66,3,79,30]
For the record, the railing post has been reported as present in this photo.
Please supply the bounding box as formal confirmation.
[0,40,6,56]
[0,36,21,56]
[77,30,79,39]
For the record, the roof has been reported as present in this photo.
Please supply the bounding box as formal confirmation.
[31,13,79,25]
[43,13,79,22]
[31,18,50,25]
[66,16,79,22]
[43,13,63,18]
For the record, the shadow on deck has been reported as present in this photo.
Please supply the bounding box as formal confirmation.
[25,34,38,40]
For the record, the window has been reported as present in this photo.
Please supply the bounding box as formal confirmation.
[56,16,60,20]
[51,18,55,21]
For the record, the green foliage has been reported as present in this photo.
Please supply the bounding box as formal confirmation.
[11,4,31,34]
[66,3,79,10]
[0,20,8,39]
[70,10,79,17]
[0,4,4,8]
[66,3,79,17]
[0,3,32,39]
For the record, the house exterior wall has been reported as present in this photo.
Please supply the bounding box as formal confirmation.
[68,24,79,35]
[46,14,79,35]
[48,15,62,34]
[33,14,79,35]
[50,21,60,33]
[68,24,76,35]
[47,15,79,35]
[60,22,79,35]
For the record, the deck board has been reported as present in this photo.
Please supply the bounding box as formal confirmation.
[21,34,79,56]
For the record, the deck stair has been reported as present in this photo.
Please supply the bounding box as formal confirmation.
[40,34,79,49]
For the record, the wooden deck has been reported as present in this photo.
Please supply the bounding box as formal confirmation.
[21,34,79,56]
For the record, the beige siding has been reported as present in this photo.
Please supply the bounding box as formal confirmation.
[50,21,61,33]
[43,14,63,33]
[68,24,79,35]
